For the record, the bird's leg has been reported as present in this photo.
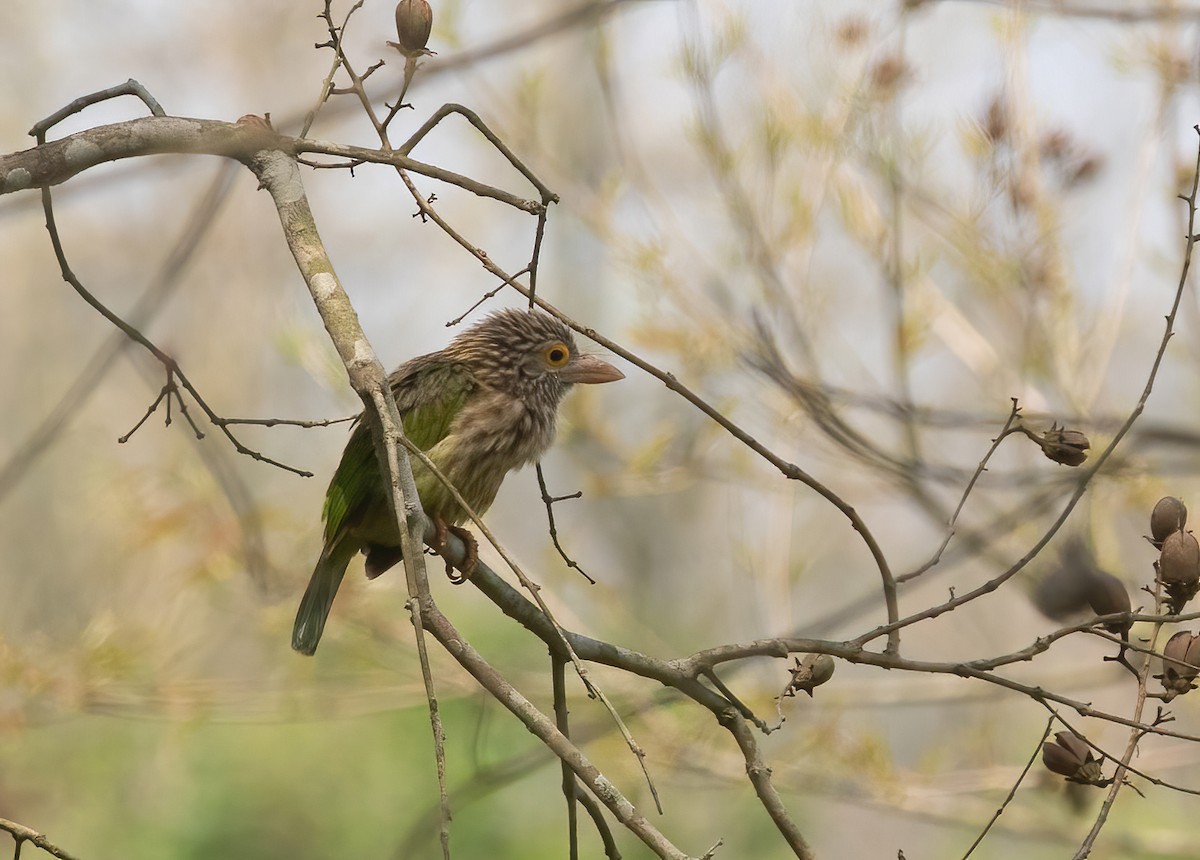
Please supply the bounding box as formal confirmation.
[430,516,478,583]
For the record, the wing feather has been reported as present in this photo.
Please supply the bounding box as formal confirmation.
[322,355,476,543]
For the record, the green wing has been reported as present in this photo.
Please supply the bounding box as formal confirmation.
[321,356,476,544]
[294,356,475,654]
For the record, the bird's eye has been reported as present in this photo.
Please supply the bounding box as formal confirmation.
[542,342,571,368]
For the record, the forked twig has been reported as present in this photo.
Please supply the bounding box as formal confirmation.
[536,463,596,584]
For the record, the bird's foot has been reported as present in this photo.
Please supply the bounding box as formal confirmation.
[431,518,478,583]
[445,525,478,583]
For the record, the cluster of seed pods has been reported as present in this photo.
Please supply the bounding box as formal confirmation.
[1148,496,1200,701]
[1043,496,1199,784]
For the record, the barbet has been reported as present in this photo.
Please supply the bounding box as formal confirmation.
[292,309,623,654]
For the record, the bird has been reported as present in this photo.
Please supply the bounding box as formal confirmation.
[292,308,624,655]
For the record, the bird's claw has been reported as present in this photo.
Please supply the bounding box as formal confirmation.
[432,518,478,584]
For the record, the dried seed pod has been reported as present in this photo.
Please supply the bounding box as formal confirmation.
[1042,739,1082,778]
[1151,496,1188,547]
[1084,569,1132,634]
[1042,732,1105,785]
[1157,630,1200,701]
[782,654,836,698]
[392,0,433,56]
[1163,631,1200,680]
[804,654,836,690]
[1036,425,1090,467]
[1159,531,1200,586]
[1054,732,1091,765]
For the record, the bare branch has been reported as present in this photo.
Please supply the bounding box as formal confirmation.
[0,819,82,860]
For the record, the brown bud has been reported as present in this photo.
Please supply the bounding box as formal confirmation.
[1159,530,1200,587]
[1084,569,1131,634]
[1036,424,1090,467]
[1151,496,1188,547]
[392,0,433,57]
[1042,732,1104,785]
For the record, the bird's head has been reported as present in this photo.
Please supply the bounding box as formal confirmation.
[449,309,624,405]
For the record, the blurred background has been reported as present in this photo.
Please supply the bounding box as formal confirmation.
[4,1,1200,857]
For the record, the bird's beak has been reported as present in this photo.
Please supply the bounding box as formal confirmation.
[559,353,624,384]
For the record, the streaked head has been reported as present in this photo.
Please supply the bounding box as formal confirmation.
[448,309,624,403]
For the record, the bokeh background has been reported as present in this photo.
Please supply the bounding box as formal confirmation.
[4,1,1200,857]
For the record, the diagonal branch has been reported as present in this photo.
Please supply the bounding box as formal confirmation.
[0,818,82,860]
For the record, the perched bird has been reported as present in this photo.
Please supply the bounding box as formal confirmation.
[292,308,623,654]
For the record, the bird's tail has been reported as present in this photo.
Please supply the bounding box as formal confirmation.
[292,540,358,655]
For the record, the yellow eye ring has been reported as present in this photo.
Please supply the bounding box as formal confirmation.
[542,342,571,368]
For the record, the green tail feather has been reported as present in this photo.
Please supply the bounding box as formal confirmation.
[292,540,359,655]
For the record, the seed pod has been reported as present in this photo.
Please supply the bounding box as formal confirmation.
[1042,732,1104,785]
[1042,739,1083,778]
[1084,569,1131,634]
[785,654,836,697]
[1159,531,1200,586]
[804,654,836,691]
[1036,425,1090,467]
[1151,496,1188,547]
[1054,731,1091,763]
[392,0,433,56]
[1158,630,1200,700]
[1163,631,1200,681]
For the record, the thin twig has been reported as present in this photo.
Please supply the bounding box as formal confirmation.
[396,103,558,201]
[299,1,366,138]
[445,266,531,328]
[553,657,581,860]
[0,160,236,503]
[900,399,1025,583]
[217,414,357,428]
[701,668,769,732]
[29,78,164,138]
[960,715,1055,858]
[526,198,554,307]
[31,89,312,478]
[38,192,312,475]
[536,463,595,584]
[381,54,422,131]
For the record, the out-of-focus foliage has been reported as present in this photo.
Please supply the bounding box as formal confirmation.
[5,1,1200,858]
